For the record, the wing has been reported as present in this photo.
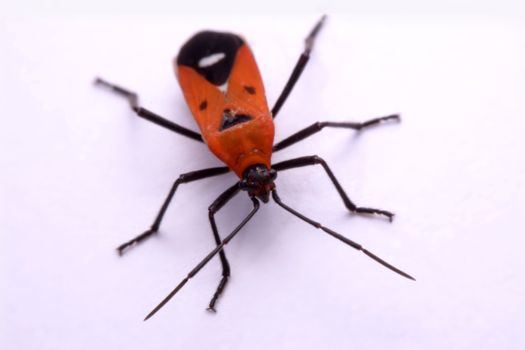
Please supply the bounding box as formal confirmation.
[175,31,274,176]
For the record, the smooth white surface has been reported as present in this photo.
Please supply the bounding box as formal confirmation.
[1,13,525,350]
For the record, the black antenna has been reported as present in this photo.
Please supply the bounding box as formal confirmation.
[144,198,260,321]
[272,190,415,281]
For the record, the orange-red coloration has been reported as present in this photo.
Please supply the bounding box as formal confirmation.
[176,44,274,177]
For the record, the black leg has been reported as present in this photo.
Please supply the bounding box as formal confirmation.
[272,155,394,221]
[94,77,203,142]
[144,197,260,321]
[272,190,414,280]
[273,114,399,152]
[206,183,241,312]
[271,15,326,119]
[117,166,230,255]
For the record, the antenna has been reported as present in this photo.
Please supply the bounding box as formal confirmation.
[144,198,260,321]
[272,190,415,281]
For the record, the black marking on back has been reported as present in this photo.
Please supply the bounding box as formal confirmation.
[244,86,256,94]
[177,31,244,86]
[199,100,208,110]
[219,109,253,131]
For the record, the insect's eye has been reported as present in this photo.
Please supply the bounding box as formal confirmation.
[269,169,277,180]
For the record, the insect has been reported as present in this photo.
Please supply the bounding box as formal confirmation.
[95,15,414,320]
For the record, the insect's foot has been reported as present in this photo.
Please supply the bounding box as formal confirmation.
[116,228,157,256]
[206,276,229,313]
[94,77,112,88]
[382,114,400,123]
[206,307,217,313]
[358,114,401,130]
[354,207,395,222]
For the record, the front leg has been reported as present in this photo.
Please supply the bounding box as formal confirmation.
[206,183,241,312]
[272,155,394,221]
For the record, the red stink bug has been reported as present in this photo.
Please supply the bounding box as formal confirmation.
[95,15,414,320]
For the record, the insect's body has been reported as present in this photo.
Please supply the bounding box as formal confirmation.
[176,32,274,178]
[95,16,414,320]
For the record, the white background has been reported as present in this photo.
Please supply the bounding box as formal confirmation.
[1,2,525,350]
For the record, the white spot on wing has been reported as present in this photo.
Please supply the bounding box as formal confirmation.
[218,82,228,93]
[198,52,226,68]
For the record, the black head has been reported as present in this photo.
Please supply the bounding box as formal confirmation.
[239,165,277,203]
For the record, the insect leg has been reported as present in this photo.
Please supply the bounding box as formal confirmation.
[272,190,414,280]
[94,77,203,142]
[144,196,260,321]
[117,166,230,255]
[272,155,394,221]
[206,183,241,312]
[271,15,326,119]
[273,114,399,152]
